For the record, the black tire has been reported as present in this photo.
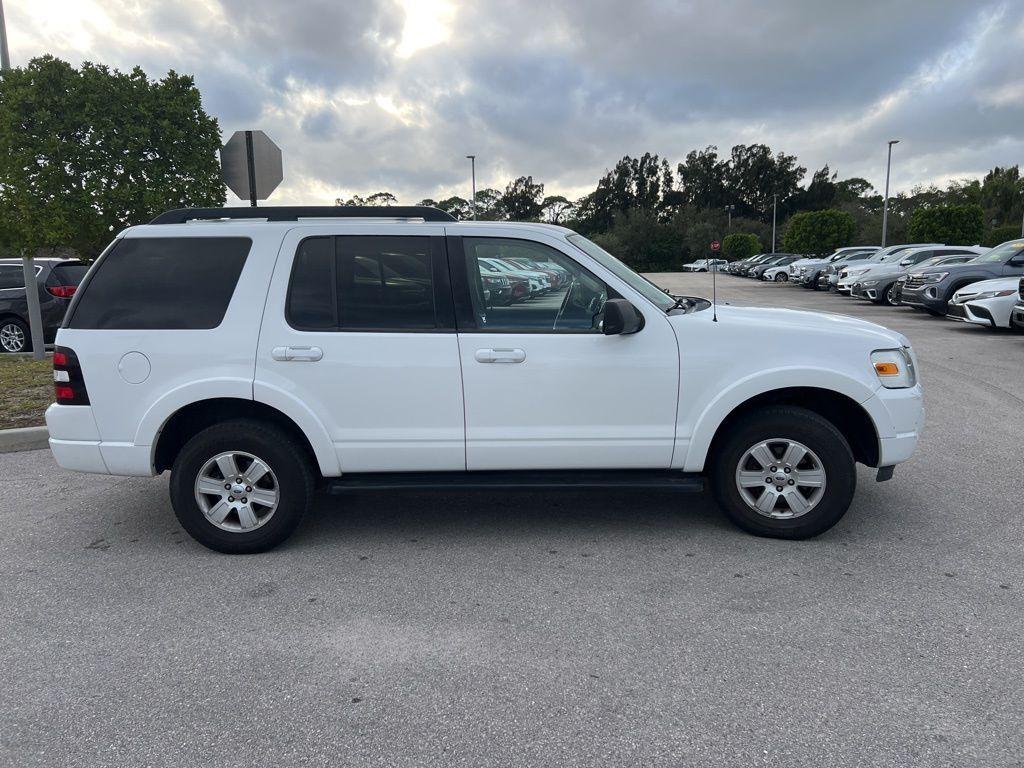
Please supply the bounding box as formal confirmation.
[774,273,787,282]
[709,406,856,540]
[876,282,896,306]
[0,317,31,353]
[169,419,314,554]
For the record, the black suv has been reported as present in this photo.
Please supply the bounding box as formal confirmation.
[0,258,89,353]
[896,240,1024,316]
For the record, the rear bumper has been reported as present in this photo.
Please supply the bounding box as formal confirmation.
[45,403,155,476]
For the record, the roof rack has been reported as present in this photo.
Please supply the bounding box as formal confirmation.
[149,206,457,225]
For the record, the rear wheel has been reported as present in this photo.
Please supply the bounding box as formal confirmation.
[0,317,30,353]
[169,419,314,553]
[774,272,788,282]
[710,406,856,539]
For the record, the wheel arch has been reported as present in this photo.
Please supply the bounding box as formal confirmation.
[153,398,331,477]
[686,385,880,472]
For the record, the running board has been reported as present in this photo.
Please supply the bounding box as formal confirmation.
[326,470,705,494]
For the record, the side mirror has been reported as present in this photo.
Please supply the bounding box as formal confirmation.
[602,298,644,335]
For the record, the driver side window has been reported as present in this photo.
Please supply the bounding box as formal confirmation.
[462,237,609,332]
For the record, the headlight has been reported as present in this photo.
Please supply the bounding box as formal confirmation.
[967,290,1016,301]
[799,267,807,274]
[862,279,879,287]
[921,272,948,283]
[871,347,917,389]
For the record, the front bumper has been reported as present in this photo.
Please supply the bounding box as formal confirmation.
[861,384,925,469]
[1012,302,1024,330]
[898,284,947,312]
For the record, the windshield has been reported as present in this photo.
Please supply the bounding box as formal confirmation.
[970,241,1023,263]
[567,234,676,311]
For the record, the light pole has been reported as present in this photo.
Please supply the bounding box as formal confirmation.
[725,204,735,230]
[0,0,9,70]
[0,1,44,359]
[466,155,477,220]
[771,194,778,253]
[881,139,899,248]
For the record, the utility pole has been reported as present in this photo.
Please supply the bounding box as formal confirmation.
[881,139,899,248]
[1,1,44,359]
[771,194,778,253]
[466,155,477,220]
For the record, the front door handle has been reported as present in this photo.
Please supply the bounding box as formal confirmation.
[272,346,323,362]
[475,348,526,364]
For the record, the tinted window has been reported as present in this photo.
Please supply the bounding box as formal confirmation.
[464,237,608,332]
[67,237,251,330]
[0,265,24,290]
[287,236,438,331]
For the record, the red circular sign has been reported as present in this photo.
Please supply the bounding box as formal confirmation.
[710,240,720,251]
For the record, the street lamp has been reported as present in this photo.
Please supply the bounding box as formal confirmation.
[0,1,44,360]
[881,139,899,248]
[772,194,778,253]
[466,155,477,221]
[724,204,735,230]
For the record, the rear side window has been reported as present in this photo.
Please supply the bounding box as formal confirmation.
[67,237,251,330]
[0,265,25,290]
[286,236,440,331]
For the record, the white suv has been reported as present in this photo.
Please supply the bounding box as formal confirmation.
[46,206,924,553]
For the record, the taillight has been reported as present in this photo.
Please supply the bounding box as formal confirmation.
[53,346,89,405]
[46,285,77,298]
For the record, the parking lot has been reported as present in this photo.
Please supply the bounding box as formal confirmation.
[1,272,1022,767]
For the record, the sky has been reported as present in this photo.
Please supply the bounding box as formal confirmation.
[5,0,1023,208]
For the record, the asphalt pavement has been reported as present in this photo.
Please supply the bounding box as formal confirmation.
[1,272,1021,767]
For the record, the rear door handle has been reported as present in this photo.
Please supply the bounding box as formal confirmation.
[475,348,526,364]
[272,346,323,362]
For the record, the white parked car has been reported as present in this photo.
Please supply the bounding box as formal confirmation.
[682,258,728,272]
[946,277,1021,328]
[46,206,924,553]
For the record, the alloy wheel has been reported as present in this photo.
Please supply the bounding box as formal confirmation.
[194,451,280,532]
[734,438,827,519]
[0,322,26,353]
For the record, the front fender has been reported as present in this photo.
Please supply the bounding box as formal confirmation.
[678,367,879,472]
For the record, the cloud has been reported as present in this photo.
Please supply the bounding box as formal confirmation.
[6,0,1024,205]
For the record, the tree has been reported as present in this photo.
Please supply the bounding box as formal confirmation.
[419,195,470,219]
[0,56,224,259]
[337,191,397,206]
[500,175,545,221]
[725,144,805,220]
[983,225,1022,247]
[782,209,856,255]
[676,146,728,210]
[722,232,761,262]
[907,204,984,245]
[473,188,504,220]
[540,195,574,224]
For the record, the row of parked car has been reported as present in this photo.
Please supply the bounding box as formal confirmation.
[721,241,1024,331]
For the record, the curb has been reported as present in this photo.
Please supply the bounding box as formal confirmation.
[0,426,49,454]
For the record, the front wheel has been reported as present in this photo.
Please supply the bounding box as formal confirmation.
[710,406,856,539]
[774,273,788,282]
[169,419,314,553]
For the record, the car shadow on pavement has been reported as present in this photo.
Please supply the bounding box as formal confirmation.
[290,488,732,547]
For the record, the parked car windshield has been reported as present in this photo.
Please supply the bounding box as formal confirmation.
[969,240,1024,263]
[566,234,676,311]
